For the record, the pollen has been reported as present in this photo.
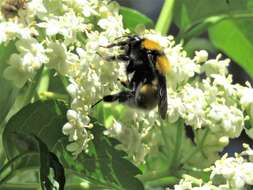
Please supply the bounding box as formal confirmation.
[156,55,171,75]
[140,84,157,95]
[141,39,162,51]
[140,84,150,94]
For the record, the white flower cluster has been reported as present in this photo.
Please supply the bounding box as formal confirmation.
[165,48,246,139]
[1,0,253,163]
[172,176,215,190]
[0,0,127,156]
[170,144,253,190]
[4,38,48,87]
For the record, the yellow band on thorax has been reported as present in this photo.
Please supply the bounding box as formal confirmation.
[141,39,162,51]
[156,55,171,75]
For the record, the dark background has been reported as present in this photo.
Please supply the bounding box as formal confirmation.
[116,0,163,21]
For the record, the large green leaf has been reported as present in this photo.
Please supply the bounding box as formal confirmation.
[174,0,249,31]
[2,100,67,162]
[34,135,65,190]
[173,0,253,44]
[0,133,65,190]
[1,100,67,189]
[209,19,253,78]
[120,6,154,32]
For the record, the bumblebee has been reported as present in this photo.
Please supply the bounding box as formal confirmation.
[1,0,27,19]
[93,36,170,119]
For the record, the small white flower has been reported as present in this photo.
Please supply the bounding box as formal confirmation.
[46,42,79,75]
[237,85,253,109]
[3,38,48,88]
[174,181,192,190]
[105,120,148,163]
[63,0,98,17]
[201,54,229,76]
[173,146,253,190]
[38,11,86,43]
[27,0,47,18]
[241,144,253,162]
[166,44,200,87]
[98,15,125,37]
[218,136,229,146]
[62,109,92,155]
[0,22,34,43]
[240,162,253,185]
[194,50,208,64]
[66,136,93,156]
[181,85,207,129]
[211,74,236,96]
[207,103,244,138]
[67,81,79,98]
[166,89,183,123]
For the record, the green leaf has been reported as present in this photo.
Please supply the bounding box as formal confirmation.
[91,121,144,190]
[173,0,253,43]
[34,135,65,190]
[120,6,154,32]
[2,100,67,164]
[174,0,249,31]
[47,69,69,95]
[209,19,253,78]
[111,157,143,190]
[0,133,65,190]
[184,38,216,57]
[92,130,117,184]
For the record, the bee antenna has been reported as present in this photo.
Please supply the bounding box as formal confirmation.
[91,99,103,108]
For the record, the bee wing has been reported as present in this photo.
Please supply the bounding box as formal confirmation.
[146,53,167,119]
[157,74,167,119]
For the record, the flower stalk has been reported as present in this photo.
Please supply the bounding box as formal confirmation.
[155,0,175,35]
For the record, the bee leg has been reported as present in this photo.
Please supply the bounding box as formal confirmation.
[91,99,103,108]
[107,54,130,61]
[108,91,134,103]
[97,52,130,62]
[91,91,134,108]
[126,60,135,73]
[91,94,120,108]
